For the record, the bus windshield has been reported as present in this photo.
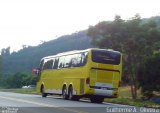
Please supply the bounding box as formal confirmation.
[92,50,121,65]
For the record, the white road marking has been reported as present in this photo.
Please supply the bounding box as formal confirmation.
[0,95,88,113]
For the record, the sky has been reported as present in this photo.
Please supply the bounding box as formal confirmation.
[0,0,160,52]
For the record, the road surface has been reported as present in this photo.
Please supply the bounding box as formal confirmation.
[0,91,140,113]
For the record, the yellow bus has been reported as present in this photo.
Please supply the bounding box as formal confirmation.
[36,48,122,103]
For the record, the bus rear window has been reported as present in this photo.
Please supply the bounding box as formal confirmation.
[92,50,121,65]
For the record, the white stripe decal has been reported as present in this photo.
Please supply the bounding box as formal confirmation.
[96,82,113,88]
[95,89,112,96]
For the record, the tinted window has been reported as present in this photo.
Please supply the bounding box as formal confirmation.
[53,57,59,69]
[71,52,88,67]
[43,59,53,70]
[43,52,88,70]
[81,52,88,66]
[92,50,120,65]
[39,59,44,70]
[63,55,72,68]
[58,56,65,69]
[71,54,81,67]
[56,52,88,69]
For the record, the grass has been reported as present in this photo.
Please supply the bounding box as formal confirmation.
[15,88,36,94]
[104,86,160,108]
[105,98,159,108]
[0,88,36,94]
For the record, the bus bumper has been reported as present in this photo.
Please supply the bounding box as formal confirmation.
[85,87,118,98]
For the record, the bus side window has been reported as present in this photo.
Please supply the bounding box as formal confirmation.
[81,52,88,66]
[53,57,59,69]
[64,55,72,68]
[58,56,65,69]
[39,59,44,70]
[71,54,78,67]
[43,59,53,70]
[77,54,82,67]
[51,58,55,69]
[71,52,88,67]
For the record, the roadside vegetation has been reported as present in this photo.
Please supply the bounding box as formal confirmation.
[105,86,160,108]
[0,88,36,94]
[0,72,37,89]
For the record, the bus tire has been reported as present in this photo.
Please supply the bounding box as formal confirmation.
[41,85,47,97]
[68,85,73,100]
[72,96,80,101]
[90,96,104,103]
[62,85,68,99]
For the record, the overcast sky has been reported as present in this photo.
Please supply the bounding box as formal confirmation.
[0,0,160,52]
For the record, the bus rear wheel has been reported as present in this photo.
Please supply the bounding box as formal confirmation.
[68,86,80,101]
[72,96,80,101]
[62,86,68,99]
[68,86,73,100]
[90,96,104,103]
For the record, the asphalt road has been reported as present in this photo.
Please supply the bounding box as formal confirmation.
[0,91,141,113]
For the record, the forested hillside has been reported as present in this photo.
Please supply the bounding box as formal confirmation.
[2,30,94,74]
[2,16,160,75]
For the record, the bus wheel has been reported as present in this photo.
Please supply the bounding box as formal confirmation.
[62,86,68,99]
[41,85,47,97]
[90,96,104,103]
[68,86,73,100]
[72,96,80,101]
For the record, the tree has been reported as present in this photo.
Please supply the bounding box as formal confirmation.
[0,55,2,87]
[87,14,160,99]
[137,53,160,99]
[1,47,10,56]
[0,55,2,74]
[5,72,34,88]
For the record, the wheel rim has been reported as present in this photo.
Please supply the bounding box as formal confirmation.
[42,87,44,93]
[68,87,73,100]
[69,91,72,99]
[41,86,44,94]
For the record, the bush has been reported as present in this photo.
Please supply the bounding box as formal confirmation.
[137,53,160,99]
[0,72,37,88]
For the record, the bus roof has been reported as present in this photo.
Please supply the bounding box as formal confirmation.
[41,48,120,60]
